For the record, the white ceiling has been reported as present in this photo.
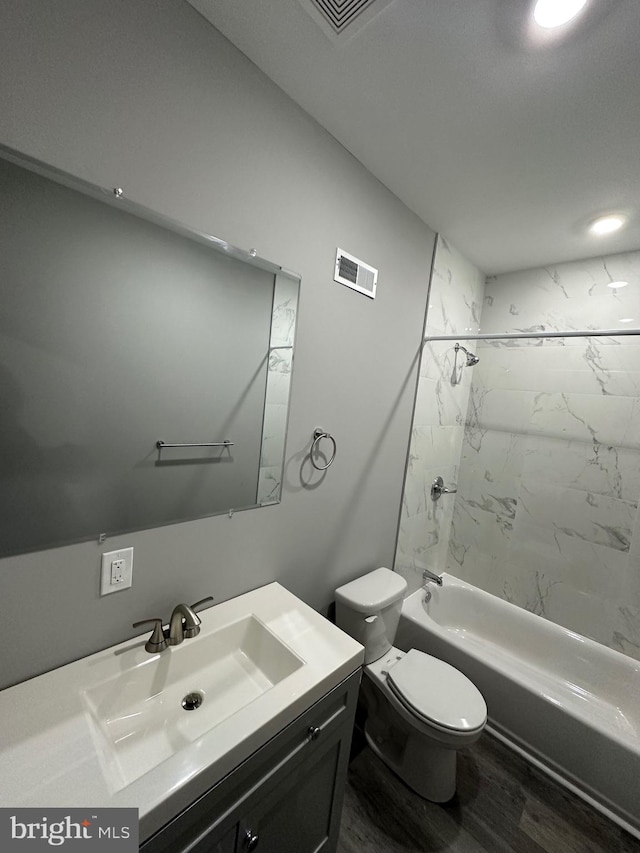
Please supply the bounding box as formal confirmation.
[188,0,640,275]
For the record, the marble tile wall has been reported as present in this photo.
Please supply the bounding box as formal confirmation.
[447,250,640,661]
[395,236,485,594]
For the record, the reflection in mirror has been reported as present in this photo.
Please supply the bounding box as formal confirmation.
[0,146,299,557]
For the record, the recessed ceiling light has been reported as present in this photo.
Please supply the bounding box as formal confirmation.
[619,318,635,324]
[533,0,588,29]
[590,215,627,236]
[608,281,629,289]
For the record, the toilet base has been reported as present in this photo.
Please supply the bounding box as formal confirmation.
[363,704,457,802]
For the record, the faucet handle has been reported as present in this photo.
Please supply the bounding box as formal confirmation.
[190,596,214,610]
[133,617,169,654]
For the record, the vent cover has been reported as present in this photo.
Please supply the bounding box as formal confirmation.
[301,0,394,41]
[334,248,378,299]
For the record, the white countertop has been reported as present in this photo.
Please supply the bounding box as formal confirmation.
[0,583,363,841]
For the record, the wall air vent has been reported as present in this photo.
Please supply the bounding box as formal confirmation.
[300,0,395,42]
[334,248,378,299]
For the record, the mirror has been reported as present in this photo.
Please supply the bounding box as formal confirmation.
[0,145,299,557]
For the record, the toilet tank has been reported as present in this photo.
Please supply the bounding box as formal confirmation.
[335,567,408,664]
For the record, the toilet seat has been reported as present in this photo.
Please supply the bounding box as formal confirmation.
[386,649,486,733]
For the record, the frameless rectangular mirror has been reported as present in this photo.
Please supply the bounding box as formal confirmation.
[0,145,299,557]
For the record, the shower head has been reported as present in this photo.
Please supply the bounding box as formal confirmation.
[455,342,480,367]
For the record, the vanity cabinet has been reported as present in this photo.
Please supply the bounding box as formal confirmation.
[141,670,360,853]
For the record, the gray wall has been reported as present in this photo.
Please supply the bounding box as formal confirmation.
[0,0,435,689]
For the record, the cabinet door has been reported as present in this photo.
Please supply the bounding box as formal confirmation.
[197,825,237,853]
[237,737,342,853]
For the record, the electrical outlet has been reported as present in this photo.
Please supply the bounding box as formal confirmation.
[111,559,125,584]
[100,547,134,595]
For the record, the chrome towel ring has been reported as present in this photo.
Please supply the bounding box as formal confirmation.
[311,428,337,470]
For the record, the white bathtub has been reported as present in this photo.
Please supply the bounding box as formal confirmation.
[395,573,640,839]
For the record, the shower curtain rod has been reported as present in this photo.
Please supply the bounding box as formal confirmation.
[424,328,640,342]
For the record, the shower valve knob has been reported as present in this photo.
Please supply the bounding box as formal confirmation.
[431,476,457,501]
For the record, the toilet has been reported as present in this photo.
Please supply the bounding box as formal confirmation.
[335,566,486,802]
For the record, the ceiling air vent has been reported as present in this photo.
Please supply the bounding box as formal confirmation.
[334,248,378,299]
[301,0,395,42]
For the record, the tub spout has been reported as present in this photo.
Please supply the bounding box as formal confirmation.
[422,569,443,586]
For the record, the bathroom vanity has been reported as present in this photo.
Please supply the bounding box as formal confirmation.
[142,671,360,852]
[0,583,363,851]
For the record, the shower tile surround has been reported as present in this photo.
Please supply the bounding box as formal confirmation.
[396,243,640,663]
[395,236,485,589]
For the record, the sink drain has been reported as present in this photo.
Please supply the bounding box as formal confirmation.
[182,691,204,711]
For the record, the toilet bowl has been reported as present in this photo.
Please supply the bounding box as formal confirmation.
[335,567,487,802]
[362,645,486,800]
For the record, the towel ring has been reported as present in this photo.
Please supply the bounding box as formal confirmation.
[311,428,337,470]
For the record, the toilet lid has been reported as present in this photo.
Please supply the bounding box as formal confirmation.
[386,649,486,732]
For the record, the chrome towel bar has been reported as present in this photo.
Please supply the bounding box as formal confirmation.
[156,440,234,449]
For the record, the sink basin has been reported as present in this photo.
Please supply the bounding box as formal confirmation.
[0,581,364,841]
[82,614,304,790]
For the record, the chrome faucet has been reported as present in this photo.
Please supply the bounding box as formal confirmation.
[422,569,443,586]
[169,601,205,645]
[133,596,214,653]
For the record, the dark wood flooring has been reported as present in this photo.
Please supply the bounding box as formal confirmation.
[337,731,640,853]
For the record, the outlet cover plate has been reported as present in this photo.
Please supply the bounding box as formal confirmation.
[100,547,134,595]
